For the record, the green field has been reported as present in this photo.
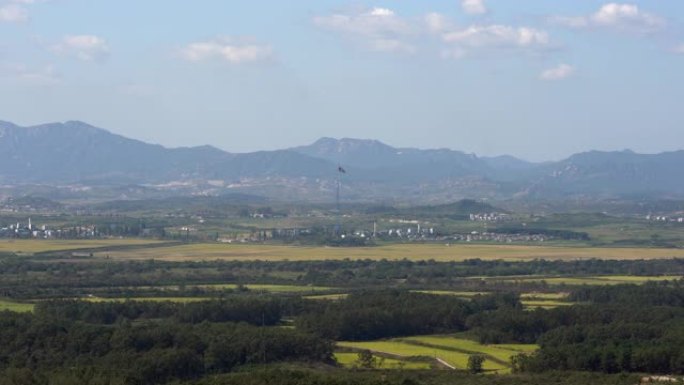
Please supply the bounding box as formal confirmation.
[90,243,684,262]
[399,335,537,365]
[338,335,537,373]
[0,299,35,312]
[334,352,432,369]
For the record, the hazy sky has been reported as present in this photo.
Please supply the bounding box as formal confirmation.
[0,0,682,161]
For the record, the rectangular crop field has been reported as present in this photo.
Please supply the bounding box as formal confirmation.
[0,299,35,312]
[94,243,684,262]
[0,239,163,254]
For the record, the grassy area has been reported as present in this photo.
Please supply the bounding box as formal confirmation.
[410,290,574,309]
[0,239,163,254]
[94,243,684,262]
[520,292,569,300]
[501,275,683,286]
[338,335,537,373]
[334,352,432,369]
[399,335,537,366]
[304,294,349,300]
[84,297,212,303]
[412,291,489,298]
[195,284,336,293]
[521,300,575,308]
[0,299,35,312]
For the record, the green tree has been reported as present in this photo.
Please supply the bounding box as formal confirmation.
[356,350,377,369]
[467,355,485,374]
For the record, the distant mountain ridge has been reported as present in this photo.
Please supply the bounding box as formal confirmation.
[1,120,683,202]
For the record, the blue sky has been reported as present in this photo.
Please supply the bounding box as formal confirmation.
[0,0,682,161]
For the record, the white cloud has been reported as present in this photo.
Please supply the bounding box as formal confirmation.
[0,62,60,85]
[539,64,574,81]
[313,7,415,53]
[0,0,49,23]
[180,38,273,64]
[461,0,487,15]
[425,12,450,34]
[673,44,684,54]
[314,7,412,36]
[0,4,28,23]
[51,35,109,61]
[551,3,666,33]
[315,8,552,59]
[443,25,550,48]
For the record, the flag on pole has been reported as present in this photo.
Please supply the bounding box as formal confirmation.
[338,166,346,174]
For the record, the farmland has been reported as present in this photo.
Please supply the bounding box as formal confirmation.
[87,242,684,262]
[0,299,34,312]
[338,335,538,373]
[0,238,163,254]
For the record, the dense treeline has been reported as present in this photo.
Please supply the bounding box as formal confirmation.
[468,282,684,374]
[34,297,309,325]
[190,368,638,385]
[0,309,332,385]
[2,257,684,299]
[296,290,520,340]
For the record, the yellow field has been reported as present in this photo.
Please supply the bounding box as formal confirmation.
[521,300,574,308]
[93,243,684,262]
[0,299,35,312]
[0,239,163,254]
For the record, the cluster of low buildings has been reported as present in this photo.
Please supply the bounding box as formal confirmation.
[0,219,100,239]
[646,215,684,223]
[450,231,548,243]
[469,212,511,222]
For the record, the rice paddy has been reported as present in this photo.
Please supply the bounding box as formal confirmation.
[338,335,538,373]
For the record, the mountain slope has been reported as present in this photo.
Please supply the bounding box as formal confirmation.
[1,120,683,201]
[526,150,684,197]
[0,121,335,184]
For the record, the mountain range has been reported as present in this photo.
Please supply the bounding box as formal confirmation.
[1,120,683,203]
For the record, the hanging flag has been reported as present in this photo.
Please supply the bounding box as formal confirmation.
[338,166,346,174]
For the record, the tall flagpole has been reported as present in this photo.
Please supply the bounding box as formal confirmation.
[335,165,341,235]
[335,165,346,236]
